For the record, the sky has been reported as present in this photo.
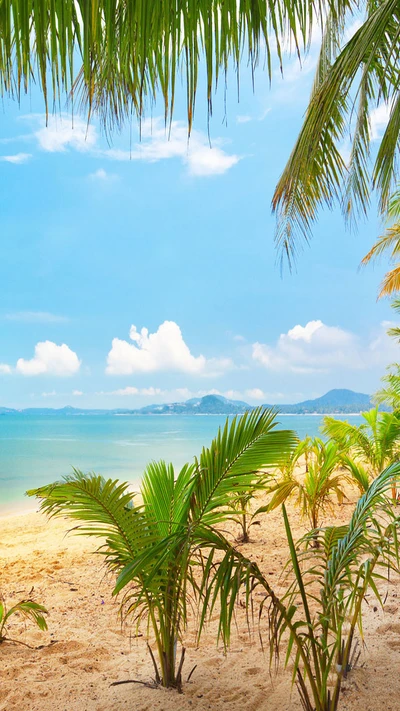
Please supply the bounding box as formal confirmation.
[0,38,398,409]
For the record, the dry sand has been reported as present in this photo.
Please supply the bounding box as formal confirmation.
[1,494,400,711]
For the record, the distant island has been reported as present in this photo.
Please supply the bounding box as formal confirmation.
[0,389,386,416]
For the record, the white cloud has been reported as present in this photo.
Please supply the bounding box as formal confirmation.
[245,388,265,400]
[0,364,11,374]
[28,114,239,177]
[252,320,399,374]
[111,386,164,396]
[370,103,391,141]
[5,311,68,323]
[41,390,57,397]
[0,153,32,164]
[16,341,81,376]
[88,168,119,182]
[72,390,83,396]
[106,320,232,376]
[101,119,240,177]
[112,386,139,396]
[34,115,97,153]
[236,115,252,124]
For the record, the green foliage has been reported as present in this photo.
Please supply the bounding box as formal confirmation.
[28,407,296,689]
[272,1,400,265]
[262,438,348,533]
[0,0,319,134]
[323,408,400,474]
[228,472,271,543]
[0,596,48,646]
[198,462,400,711]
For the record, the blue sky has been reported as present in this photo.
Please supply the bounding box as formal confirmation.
[0,42,397,409]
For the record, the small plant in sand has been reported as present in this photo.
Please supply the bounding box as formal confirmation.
[29,408,296,690]
[198,462,400,711]
[263,438,348,537]
[323,408,400,501]
[0,596,48,646]
[228,474,270,543]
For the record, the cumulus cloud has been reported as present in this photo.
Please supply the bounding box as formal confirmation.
[72,390,83,396]
[0,364,11,374]
[252,320,399,373]
[16,341,81,376]
[0,153,32,164]
[106,321,232,376]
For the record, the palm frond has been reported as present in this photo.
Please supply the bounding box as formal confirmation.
[0,0,326,134]
[272,0,400,264]
[191,407,297,527]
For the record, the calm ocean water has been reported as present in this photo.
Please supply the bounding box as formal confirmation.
[0,413,363,513]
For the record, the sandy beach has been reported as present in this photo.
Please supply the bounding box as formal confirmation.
[1,493,400,711]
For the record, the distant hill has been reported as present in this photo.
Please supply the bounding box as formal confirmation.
[0,389,386,416]
[272,389,377,415]
[138,394,247,415]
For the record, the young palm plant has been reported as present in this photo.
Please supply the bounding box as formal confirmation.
[198,462,400,711]
[0,597,48,647]
[263,439,347,537]
[28,408,296,689]
[228,472,271,544]
[323,408,400,501]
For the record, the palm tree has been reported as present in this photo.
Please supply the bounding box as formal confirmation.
[28,408,296,689]
[264,438,348,536]
[272,1,400,266]
[322,408,400,500]
[199,463,400,711]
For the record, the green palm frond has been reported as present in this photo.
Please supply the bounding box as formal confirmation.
[0,598,48,643]
[340,454,370,493]
[29,409,296,688]
[272,0,400,265]
[322,409,400,475]
[262,438,348,532]
[191,407,297,527]
[375,363,400,408]
[0,0,325,133]
[198,461,400,711]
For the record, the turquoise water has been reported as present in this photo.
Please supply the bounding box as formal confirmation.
[0,413,363,513]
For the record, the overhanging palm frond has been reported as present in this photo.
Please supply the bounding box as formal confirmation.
[0,0,325,133]
[272,0,400,265]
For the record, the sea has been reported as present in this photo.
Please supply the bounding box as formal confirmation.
[0,413,364,514]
